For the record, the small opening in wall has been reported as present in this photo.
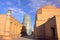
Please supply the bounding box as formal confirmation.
[51,27,55,37]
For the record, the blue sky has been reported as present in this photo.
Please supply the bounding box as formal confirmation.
[0,0,60,30]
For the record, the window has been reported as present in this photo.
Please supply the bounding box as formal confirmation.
[51,27,55,37]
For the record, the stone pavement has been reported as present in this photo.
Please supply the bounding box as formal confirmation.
[13,35,34,40]
[13,37,34,40]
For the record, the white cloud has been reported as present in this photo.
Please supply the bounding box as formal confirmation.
[28,0,47,9]
[28,0,47,13]
[46,2,56,6]
[9,8,26,20]
[56,0,60,2]
[28,0,60,10]
[28,0,60,14]
[8,7,26,23]
[8,7,26,14]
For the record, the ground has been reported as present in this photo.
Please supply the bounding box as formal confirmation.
[13,35,34,40]
[13,37,33,40]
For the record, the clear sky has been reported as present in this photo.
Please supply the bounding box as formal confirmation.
[0,0,60,30]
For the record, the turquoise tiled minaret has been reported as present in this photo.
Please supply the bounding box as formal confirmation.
[23,14,32,35]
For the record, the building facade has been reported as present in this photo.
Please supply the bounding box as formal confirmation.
[0,10,23,40]
[34,5,60,40]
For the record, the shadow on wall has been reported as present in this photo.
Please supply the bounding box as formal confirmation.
[34,16,58,40]
[21,26,27,37]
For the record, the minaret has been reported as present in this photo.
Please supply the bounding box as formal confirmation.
[7,10,11,16]
[23,14,32,35]
[5,10,11,34]
[4,10,11,40]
